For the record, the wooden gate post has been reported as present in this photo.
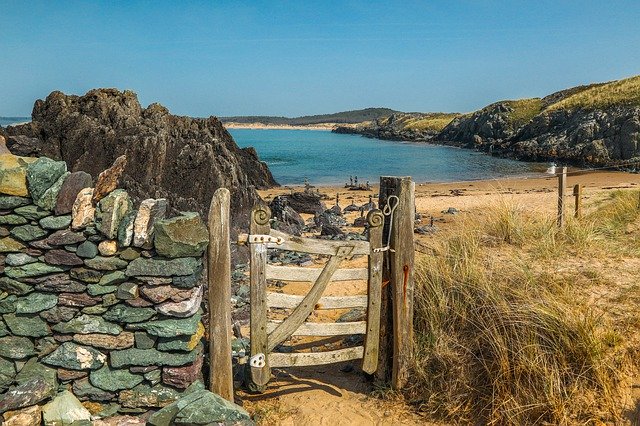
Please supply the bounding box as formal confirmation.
[378,176,415,390]
[573,184,583,218]
[207,188,233,401]
[557,166,567,228]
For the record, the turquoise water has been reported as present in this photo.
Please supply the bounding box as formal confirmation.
[229,128,548,185]
[0,117,29,127]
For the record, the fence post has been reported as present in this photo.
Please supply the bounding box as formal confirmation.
[573,184,582,218]
[207,188,233,401]
[378,176,415,390]
[557,166,567,228]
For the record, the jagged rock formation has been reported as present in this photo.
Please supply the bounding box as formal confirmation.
[334,112,458,142]
[3,89,277,228]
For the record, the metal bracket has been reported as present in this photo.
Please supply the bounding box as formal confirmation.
[373,246,395,253]
[248,234,284,245]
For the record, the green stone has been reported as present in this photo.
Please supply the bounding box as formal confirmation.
[4,313,50,337]
[134,332,156,349]
[0,214,28,225]
[119,383,180,408]
[40,214,72,230]
[76,240,98,259]
[154,212,209,258]
[37,171,69,211]
[102,293,119,307]
[10,224,49,242]
[95,403,121,419]
[144,368,161,385]
[15,292,58,314]
[157,335,197,352]
[0,356,15,392]
[90,365,144,392]
[52,314,122,335]
[81,305,108,315]
[70,267,103,283]
[95,189,132,239]
[126,257,202,277]
[0,196,30,209]
[26,157,67,203]
[0,236,26,253]
[4,262,66,279]
[14,204,50,220]
[85,256,128,271]
[129,312,201,337]
[172,264,203,289]
[116,282,138,300]
[42,390,92,424]
[0,336,37,359]
[15,357,57,394]
[103,304,156,323]
[117,210,136,247]
[87,283,118,296]
[0,294,17,313]
[0,278,31,295]
[98,270,127,286]
[35,336,58,356]
[5,252,38,266]
[119,247,140,261]
[0,320,7,337]
[110,344,200,368]
[72,377,116,401]
[42,342,106,370]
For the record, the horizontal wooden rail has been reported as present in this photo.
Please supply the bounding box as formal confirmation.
[266,264,368,282]
[268,230,370,256]
[266,320,366,336]
[266,292,368,310]
[269,346,364,367]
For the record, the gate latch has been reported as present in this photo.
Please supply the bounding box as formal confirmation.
[237,234,284,246]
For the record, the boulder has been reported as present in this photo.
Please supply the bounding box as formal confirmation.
[277,192,326,214]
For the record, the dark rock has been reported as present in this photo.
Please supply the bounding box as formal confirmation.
[6,89,277,229]
[14,204,50,220]
[58,292,100,307]
[5,134,43,156]
[9,224,48,242]
[40,305,78,323]
[134,332,156,349]
[26,157,67,204]
[161,355,202,389]
[4,253,37,266]
[70,267,103,283]
[55,171,93,215]
[276,192,326,214]
[0,276,32,295]
[46,229,86,246]
[128,313,201,337]
[0,376,57,414]
[76,240,99,259]
[0,336,36,359]
[84,255,128,271]
[110,344,201,368]
[95,189,132,239]
[72,377,117,401]
[44,249,84,266]
[31,273,86,293]
[0,295,17,313]
[0,196,30,210]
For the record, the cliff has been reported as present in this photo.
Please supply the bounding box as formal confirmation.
[3,89,277,227]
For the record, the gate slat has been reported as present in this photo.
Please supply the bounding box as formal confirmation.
[266,264,368,282]
[266,320,366,336]
[363,209,384,374]
[266,292,367,310]
[268,229,370,256]
[269,346,365,367]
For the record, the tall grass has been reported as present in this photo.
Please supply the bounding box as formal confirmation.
[547,75,640,111]
[409,192,640,424]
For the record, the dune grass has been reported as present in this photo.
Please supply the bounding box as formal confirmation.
[504,98,544,128]
[404,113,460,132]
[409,191,640,424]
[547,75,640,111]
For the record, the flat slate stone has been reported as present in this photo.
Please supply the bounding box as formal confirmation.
[46,229,86,246]
[126,257,201,277]
[15,292,58,314]
[1,403,42,425]
[98,270,127,286]
[103,304,156,323]
[0,336,36,359]
[0,356,15,392]
[33,274,86,293]
[118,383,180,409]
[44,249,84,266]
[117,282,138,300]
[90,365,144,392]
[161,354,202,389]
[3,313,50,337]
[73,331,134,350]
[15,357,57,391]
[110,344,201,368]
[119,247,140,261]
[0,215,28,225]
[156,322,204,352]
[128,312,201,337]
[0,277,32,295]
[52,314,122,335]
[70,267,103,283]
[0,196,30,210]
[4,262,66,279]
[5,253,37,266]
[10,224,48,242]
[0,376,56,414]
[0,153,37,197]
[57,292,99,308]
[134,332,156,349]
[85,256,128,271]
[172,264,203,289]
[14,204,50,220]
[40,305,78,324]
[117,210,136,247]
[37,171,70,211]
[55,171,92,215]
[76,240,99,259]
[72,377,117,401]
[87,283,118,296]
[0,237,26,253]
[39,214,72,230]
[42,342,106,370]
[0,294,17,313]
[154,212,209,258]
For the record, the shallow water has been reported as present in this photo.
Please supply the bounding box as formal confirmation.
[0,117,30,127]
[229,128,548,185]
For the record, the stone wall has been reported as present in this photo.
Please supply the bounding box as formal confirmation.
[0,152,216,422]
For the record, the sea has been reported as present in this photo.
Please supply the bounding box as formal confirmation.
[0,117,30,127]
[229,128,548,186]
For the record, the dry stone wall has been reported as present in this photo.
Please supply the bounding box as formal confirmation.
[0,152,231,422]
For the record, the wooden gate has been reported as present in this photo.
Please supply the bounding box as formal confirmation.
[242,200,384,389]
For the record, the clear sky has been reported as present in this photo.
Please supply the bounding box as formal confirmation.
[1,1,639,117]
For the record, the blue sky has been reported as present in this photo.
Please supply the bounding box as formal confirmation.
[1,1,639,117]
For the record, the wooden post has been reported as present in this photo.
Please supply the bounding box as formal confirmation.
[557,166,567,228]
[207,188,233,401]
[378,176,415,390]
[248,200,271,391]
[362,209,384,374]
[573,184,582,219]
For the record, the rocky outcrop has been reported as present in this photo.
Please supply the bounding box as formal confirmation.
[4,89,277,228]
[334,113,447,142]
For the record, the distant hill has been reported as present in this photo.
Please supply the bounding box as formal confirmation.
[220,107,401,125]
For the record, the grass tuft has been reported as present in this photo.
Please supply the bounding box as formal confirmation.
[547,75,640,111]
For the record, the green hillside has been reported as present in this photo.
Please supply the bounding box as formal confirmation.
[220,107,401,125]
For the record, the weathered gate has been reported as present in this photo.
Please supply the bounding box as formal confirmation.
[241,200,384,389]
